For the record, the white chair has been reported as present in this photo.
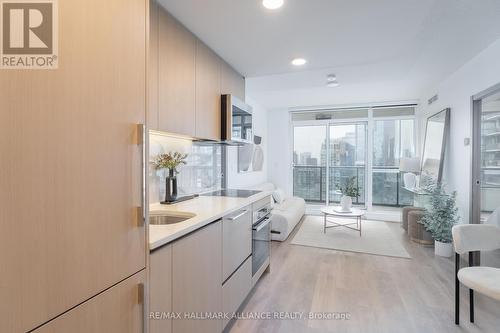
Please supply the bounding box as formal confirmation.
[452,223,500,325]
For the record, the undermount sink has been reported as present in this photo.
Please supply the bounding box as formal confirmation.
[149,211,196,225]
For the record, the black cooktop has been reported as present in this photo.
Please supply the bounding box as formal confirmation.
[201,189,261,198]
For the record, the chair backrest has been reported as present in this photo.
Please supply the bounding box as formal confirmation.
[452,224,500,254]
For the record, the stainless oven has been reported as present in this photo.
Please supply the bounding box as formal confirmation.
[252,201,271,284]
[221,94,253,144]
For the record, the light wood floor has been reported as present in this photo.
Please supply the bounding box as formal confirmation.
[229,218,500,333]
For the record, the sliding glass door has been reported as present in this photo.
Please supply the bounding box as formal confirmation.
[472,86,500,224]
[328,123,366,205]
[293,125,327,204]
[293,122,367,206]
[472,84,500,267]
[372,119,414,206]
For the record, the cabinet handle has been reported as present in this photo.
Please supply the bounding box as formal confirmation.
[227,210,248,221]
[253,217,271,232]
[134,123,144,145]
[137,283,145,304]
[134,206,144,227]
[137,283,146,333]
[135,123,146,228]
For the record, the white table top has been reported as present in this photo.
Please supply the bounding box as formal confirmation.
[321,206,365,217]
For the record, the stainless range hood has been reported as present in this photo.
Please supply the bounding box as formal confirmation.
[221,94,253,145]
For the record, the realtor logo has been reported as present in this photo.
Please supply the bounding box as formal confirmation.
[1,0,58,69]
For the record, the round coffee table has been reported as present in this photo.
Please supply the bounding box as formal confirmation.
[321,207,366,236]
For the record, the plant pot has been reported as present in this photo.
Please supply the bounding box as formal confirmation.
[434,240,453,257]
[340,195,352,212]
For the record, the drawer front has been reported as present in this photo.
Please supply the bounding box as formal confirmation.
[222,256,252,329]
[31,270,145,333]
[223,206,252,281]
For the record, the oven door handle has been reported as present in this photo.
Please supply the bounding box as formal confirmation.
[253,216,271,232]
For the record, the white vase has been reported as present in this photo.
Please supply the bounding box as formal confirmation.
[434,240,453,257]
[403,172,417,189]
[340,195,352,212]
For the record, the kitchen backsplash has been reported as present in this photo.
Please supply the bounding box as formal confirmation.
[149,131,223,203]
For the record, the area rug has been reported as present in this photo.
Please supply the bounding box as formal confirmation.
[291,215,411,259]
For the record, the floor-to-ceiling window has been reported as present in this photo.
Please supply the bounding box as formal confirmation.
[292,106,416,210]
[293,125,327,203]
[328,123,366,205]
[372,110,415,206]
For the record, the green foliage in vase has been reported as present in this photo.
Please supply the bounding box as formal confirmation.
[152,152,188,174]
[420,183,460,243]
[336,176,360,198]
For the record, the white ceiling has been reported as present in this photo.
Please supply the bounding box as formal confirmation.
[158,0,500,109]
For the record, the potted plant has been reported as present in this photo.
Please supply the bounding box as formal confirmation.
[152,152,188,203]
[420,183,459,257]
[336,176,360,212]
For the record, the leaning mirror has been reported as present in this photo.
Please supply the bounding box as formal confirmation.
[420,108,450,185]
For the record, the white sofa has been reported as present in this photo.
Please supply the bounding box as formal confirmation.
[253,183,305,241]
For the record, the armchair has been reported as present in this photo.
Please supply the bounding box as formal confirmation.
[452,224,500,325]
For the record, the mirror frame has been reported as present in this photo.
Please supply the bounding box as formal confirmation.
[420,108,451,184]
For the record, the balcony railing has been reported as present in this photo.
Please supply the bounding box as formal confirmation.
[293,165,412,207]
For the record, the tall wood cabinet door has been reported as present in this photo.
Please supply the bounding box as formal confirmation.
[220,60,246,102]
[0,0,146,331]
[32,270,146,333]
[158,6,196,136]
[148,0,159,130]
[172,221,222,333]
[149,245,172,333]
[195,41,221,140]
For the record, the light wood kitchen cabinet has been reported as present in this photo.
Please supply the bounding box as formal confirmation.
[158,5,196,136]
[0,0,146,331]
[31,270,146,333]
[221,60,246,102]
[149,0,160,130]
[149,245,173,333]
[195,40,222,140]
[150,3,246,140]
[172,221,223,333]
[222,257,252,329]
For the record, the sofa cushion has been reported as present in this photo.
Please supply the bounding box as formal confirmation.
[274,197,303,211]
[272,188,286,204]
[271,197,306,241]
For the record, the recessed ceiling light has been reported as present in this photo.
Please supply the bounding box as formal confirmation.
[327,81,340,88]
[327,74,337,82]
[291,58,307,66]
[262,0,284,10]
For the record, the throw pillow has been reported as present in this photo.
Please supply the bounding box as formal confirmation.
[272,188,285,204]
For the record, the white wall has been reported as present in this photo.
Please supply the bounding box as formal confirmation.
[226,96,269,188]
[418,37,500,224]
[267,108,293,195]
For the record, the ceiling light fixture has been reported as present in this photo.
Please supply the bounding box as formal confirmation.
[291,58,307,66]
[326,74,339,87]
[262,0,284,10]
[327,74,337,82]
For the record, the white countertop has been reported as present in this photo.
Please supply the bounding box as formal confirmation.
[149,191,272,250]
